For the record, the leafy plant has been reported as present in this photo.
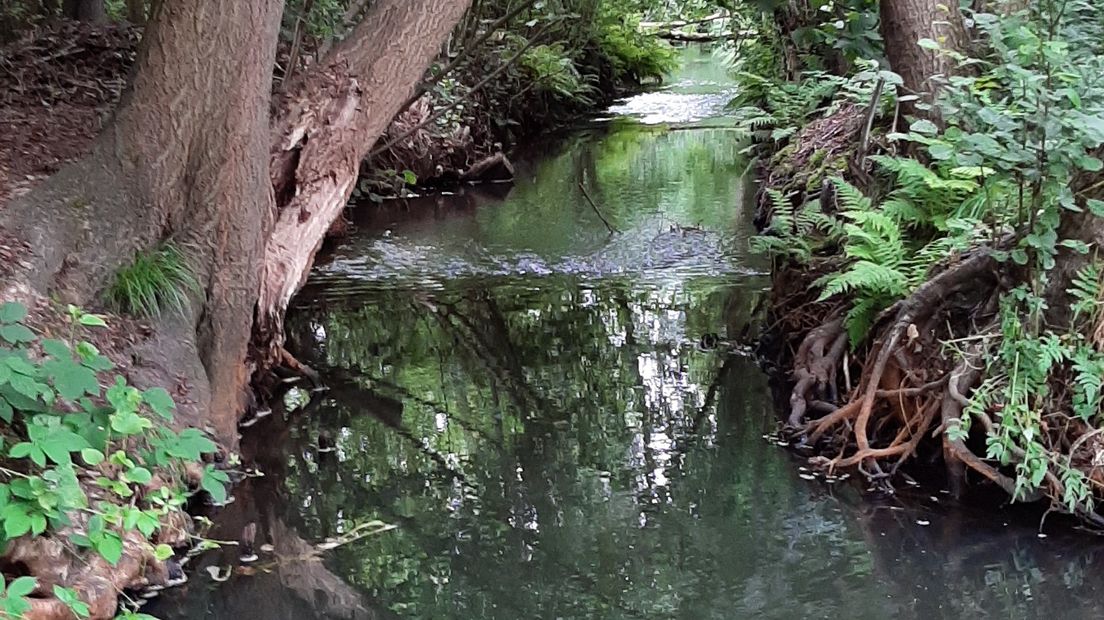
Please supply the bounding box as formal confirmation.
[104,243,200,318]
[0,301,226,591]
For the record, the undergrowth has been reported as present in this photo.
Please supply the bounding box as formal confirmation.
[752,0,1104,522]
[104,243,199,318]
[0,302,228,618]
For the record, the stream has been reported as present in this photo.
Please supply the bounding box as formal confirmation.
[150,46,1104,620]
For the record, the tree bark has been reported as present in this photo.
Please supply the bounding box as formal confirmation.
[259,0,473,357]
[1,0,285,442]
[125,0,144,23]
[63,0,106,22]
[879,0,969,113]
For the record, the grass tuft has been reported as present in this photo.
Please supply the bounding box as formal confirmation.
[104,243,200,318]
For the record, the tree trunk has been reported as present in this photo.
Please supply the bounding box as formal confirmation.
[259,0,473,358]
[125,0,144,23]
[63,0,106,22]
[1,0,285,442]
[879,0,969,113]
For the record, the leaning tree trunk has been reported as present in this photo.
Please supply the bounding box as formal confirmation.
[258,0,473,360]
[879,0,969,113]
[63,0,106,22]
[0,0,285,442]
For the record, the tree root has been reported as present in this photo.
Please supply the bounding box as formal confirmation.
[788,314,847,427]
[789,247,1009,491]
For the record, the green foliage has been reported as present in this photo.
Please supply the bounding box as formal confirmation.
[0,575,37,618]
[0,303,224,578]
[519,42,599,105]
[594,9,677,83]
[105,243,199,318]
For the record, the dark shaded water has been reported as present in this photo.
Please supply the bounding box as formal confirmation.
[149,46,1104,620]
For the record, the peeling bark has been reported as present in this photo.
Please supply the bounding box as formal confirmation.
[258,0,474,360]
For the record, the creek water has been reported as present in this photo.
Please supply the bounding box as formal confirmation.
[150,46,1104,620]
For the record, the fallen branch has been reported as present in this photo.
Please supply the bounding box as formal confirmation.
[578,181,617,235]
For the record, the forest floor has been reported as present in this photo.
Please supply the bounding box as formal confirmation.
[0,22,138,205]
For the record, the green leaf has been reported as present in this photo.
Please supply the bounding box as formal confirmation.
[401,170,418,185]
[0,324,35,344]
[2,504,31,539]
[43,358,100,401]
[154,543,174,562]
[0,303,27,324]
[1088,199,1104,217]
[80,449,105,466]
[95,532,123,565]
[123,467,153,485]
[928,143,954,160]
[917,38,940,50]
[201,467,230,504]
[1060,239,1092,254]
[7,576,36,598]
[77,314,107,328]
[142,388,176,419]
[53,585,90,619]
[0,401,12,424]
[41,340,71,359]
[909,119,938,135]
[110,411,151,436]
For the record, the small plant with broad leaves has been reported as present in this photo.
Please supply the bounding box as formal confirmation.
[0,301,229,618]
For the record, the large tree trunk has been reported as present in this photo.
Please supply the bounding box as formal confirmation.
[879,0,969,112]
[258,0,473,358]
[125,0,144,23]
[0,0,284,441]
[63,0,106,22]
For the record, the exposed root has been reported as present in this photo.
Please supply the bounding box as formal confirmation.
[788,315,847,426]
[787,246,1010,493]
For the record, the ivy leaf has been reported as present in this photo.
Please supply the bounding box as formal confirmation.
[123,467,153,486]
[0,303,27,324]
[142,388,176,419]
[928,143,954,160]
[917,37,940,50]
[0,401,12,424]
[110,411,151,436]
[1088,199,1104,217]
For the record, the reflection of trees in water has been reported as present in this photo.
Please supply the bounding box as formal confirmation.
[276,280,797,617]
[852,500,1104,619]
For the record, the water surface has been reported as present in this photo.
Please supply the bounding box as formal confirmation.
[149,45,1104,620]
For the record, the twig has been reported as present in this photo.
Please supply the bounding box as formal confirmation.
[399,0,541,113]
[859,77,885,158]
[369,24,553,158]
[578,182,617,235]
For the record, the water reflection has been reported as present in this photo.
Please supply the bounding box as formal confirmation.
[147,43,1104,620]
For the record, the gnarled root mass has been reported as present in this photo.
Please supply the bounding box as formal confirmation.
[777,243,1104,526]
[789,249,1000,479]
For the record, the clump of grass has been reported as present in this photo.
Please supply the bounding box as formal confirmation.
[105,243,200,317]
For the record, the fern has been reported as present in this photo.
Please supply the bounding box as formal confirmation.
[1068,262,1103,326]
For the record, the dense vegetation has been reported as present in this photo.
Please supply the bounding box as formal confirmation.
[4,0,1104,617]
[742,0,1104,524]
